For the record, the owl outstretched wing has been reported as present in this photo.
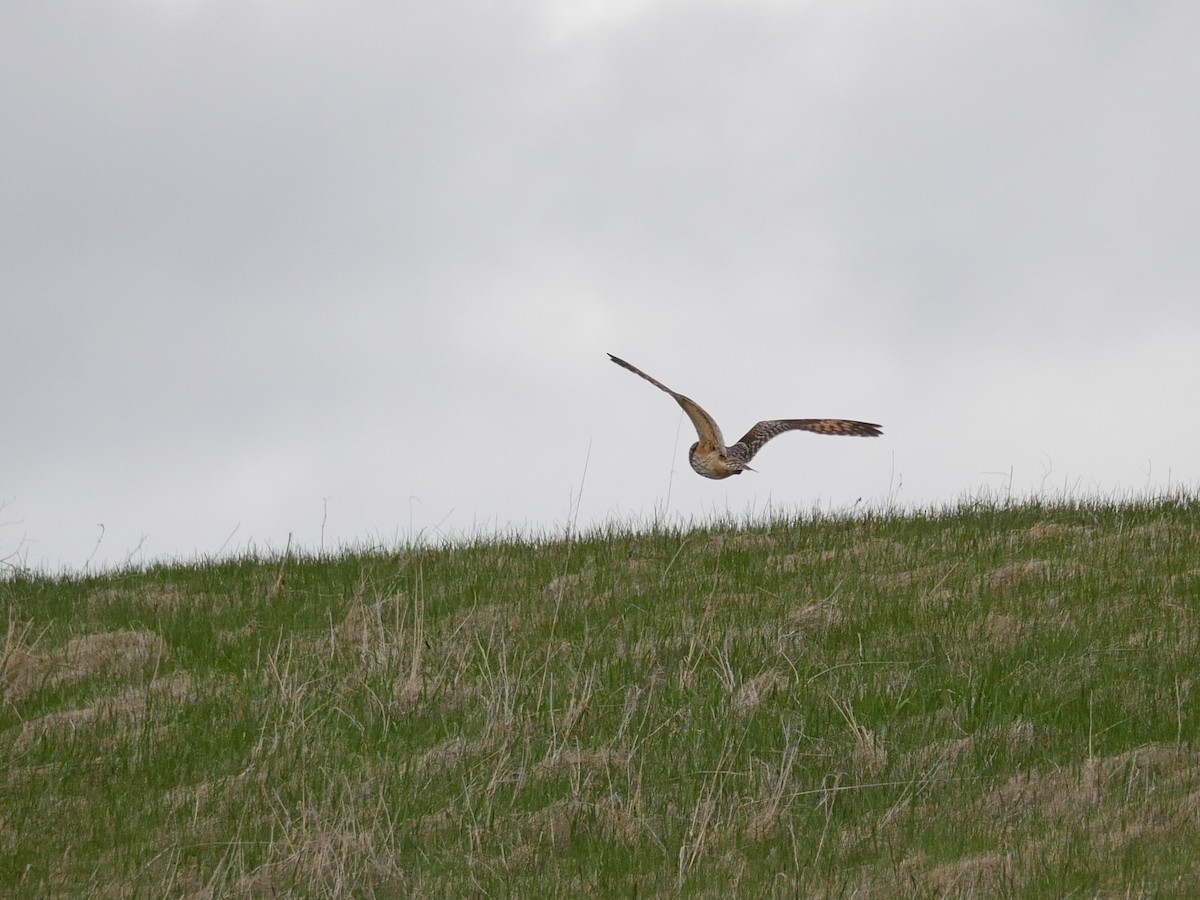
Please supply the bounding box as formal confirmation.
[608,354,727,451]
[730,418,882,463]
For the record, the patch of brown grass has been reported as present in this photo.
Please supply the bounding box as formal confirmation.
[445,603,520,643]
[13,672,192,749]
[544,572,597,602]
[844,538,911,563]
[922,851,1014,894]
[86,584,192,612]
[731,670,787,717]
[502,794,646,876]
[980,743,1199,828]
[770,538,908,573]
[972,611,1028,650]
[769,551,824,572]
[725,533,778,551]
[787,602,843,632]
[902,735,975,777]
[866,564,949,591]
[534,746,631,781]
[985,558,1055,588]
[709,592,758,609]
[228,823,407,897]
[1025,521,1095,544]
[772,540,912,584]
[64,629,167,675]
[3,628,168,703]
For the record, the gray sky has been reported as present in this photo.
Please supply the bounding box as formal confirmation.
[4,0,1199,571]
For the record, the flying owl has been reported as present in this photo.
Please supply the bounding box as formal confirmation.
[609,353,882,479]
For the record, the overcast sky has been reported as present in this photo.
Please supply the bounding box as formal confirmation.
[4,0,1199,572]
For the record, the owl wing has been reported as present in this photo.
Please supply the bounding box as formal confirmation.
[608,354,726,451]
[730,418,882,462]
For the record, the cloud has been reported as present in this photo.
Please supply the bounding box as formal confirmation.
[3,1,1198,569]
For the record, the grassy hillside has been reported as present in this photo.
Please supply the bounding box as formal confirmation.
[3,497,1199,897]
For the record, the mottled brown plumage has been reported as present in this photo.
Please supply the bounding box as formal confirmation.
[608,353,881,480]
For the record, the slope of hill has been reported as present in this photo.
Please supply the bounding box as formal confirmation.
[3,497,1199,896]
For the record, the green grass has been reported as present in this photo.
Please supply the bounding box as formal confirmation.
[3,496,1200,897]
